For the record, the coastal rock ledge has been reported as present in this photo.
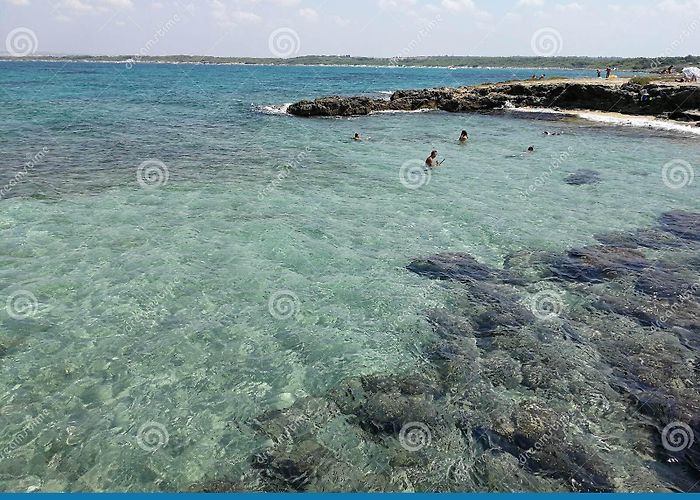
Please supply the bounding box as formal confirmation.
[287,78,700,118]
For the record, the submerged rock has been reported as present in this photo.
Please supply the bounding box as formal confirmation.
[592,294,665,328]
[189,479,251,492]
[548,246,648,283]
[329,373,447,437]
[594,228,688,250]
[475,401,615,492]
[407,252,522,285]
[564,169,601,185]
[659,211,700,241]
[635,267,700,300]
[251,438,335,491]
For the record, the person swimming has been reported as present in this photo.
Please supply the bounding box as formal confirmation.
[353,133,362,141]
[459,130,469,143]
[425,150,444,168]
[527,146,535,152]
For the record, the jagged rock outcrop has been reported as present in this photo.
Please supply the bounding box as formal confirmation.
[287,79,700,118]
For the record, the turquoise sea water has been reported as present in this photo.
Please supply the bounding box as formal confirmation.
[0,62,698,491]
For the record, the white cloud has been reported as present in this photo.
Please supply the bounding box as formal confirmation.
[211,0,261,26]
[378,0,416,11]
[441,0,475,11]
[55,0,134,14]
[440,0,488,16]
[517,0,544,6]
[554,2,583,12]
[298,7,318,21]
[332,15,350,26]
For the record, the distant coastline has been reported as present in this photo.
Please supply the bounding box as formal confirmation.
[1,54,697,71]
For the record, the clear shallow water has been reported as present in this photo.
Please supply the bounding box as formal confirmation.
[0,62,698,491]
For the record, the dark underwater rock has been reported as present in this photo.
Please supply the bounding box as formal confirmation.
[659,211,700,241]
[466,282,536,334]
[251,438,335,491]
[251,397,340,441]
[635,267,700,300]
[481,351,522,389]
[407,252,522,285]
[592,294,666,328]
[564,169,601,185]
[189,479,250,492]
[480,401,615,492]
[594,228,689,250]
[597,322,700,487]
[329,373,447,437]
[548,246,649,283]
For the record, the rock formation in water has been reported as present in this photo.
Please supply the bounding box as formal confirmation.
[288,79,700,121]
[192,211,700,493]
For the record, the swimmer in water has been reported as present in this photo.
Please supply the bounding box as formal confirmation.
[459,130,469,143]
[353,133,362,141]
[425,150,445,168]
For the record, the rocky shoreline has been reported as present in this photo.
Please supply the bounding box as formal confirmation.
[288,78,700,124]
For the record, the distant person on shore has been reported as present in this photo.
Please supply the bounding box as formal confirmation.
[459,130,469,143]
[539,74,546,80]
[353,133,362,141]
[596,68,601,78]
[605,66,612,78]
[425,150,444,168]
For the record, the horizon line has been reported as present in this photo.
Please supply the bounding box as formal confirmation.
[1,53,699,60]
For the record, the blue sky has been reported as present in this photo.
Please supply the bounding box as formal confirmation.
[1,0,699,57]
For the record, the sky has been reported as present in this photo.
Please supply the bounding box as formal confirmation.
[1,0,699,58]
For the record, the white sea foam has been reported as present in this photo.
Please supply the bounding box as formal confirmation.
[506,107,700,136]
[257,103,292,115]
[369,108,436,115]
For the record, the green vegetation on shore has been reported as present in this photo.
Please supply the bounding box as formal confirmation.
[2,54,699,70]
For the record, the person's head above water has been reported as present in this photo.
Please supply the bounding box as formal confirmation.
[354,133,360,138]
[527,146,534,152]
[431,150,438,157]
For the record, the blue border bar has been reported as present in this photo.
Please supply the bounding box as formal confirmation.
[0,494,693,498]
